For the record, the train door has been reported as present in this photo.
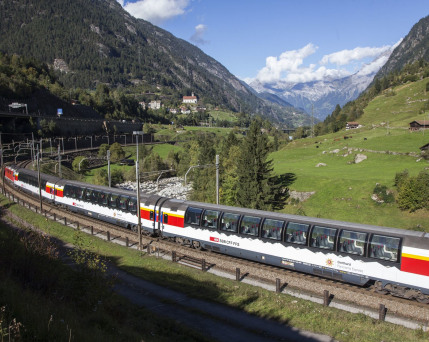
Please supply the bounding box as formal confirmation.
[153,197,169,236]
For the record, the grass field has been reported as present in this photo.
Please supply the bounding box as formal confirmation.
[271,78,429,230]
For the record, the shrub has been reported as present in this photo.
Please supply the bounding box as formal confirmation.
[394,169,409,187]
[373,184,395,204]
[396,171,429,212]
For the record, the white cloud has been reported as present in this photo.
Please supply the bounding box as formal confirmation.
[255,42,396,84]
[256,43,350,83]
[119,0,190,25]
[320,46,392,66]
[190,24,208,45]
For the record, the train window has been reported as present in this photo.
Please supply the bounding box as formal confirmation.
[262,219,284,240]
[76,187,85,200]
[220,213,240,233]
[128,197,137,214]
[185,207,203,225]
[239,216,261,236]
[84,188,92,201]
[202,210,220,229]
[64,185,73,198]
[338,230,367,256]
[369,235,400,262]
[285,222,309,245]
[109,194,119,208]
[118,196,128,211]
[90,190,100,204]
[310,226,337,250]
[98,192,108,206]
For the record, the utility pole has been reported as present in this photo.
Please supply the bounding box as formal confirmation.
[107,150,111,188]
[216,155,219,205]
[37,146,43,212]
[311,103,315,138]
[58,145,62,177]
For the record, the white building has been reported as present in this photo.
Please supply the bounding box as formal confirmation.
[183,92,197,104]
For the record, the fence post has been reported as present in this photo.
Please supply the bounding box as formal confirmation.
[53,213,56,221]
[236,268,240,281]
[276,278,281,293]
[107,231,110,241]
[126,237,129,247]
[323,290,330,306]
[64,217,67,226]
[76,221,79,229]
[172,251,176,262]
[201,259,206,272]
[91,226,94,235]
[379,304,386,321]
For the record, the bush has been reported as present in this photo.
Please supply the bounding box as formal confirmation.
[394,169,409,187]
[396,171,429,212]
[372,184,394,204]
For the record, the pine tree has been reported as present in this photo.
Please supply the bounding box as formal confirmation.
[236,119,279,210]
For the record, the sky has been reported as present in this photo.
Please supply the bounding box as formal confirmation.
[117,0,429,85]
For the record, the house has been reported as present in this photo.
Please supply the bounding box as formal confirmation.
[148,100,161,110]
[409,120,429,131]
[183,92,198,104]
[139,101,146,109]
[346,122,359,130]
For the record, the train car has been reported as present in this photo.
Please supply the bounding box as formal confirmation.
[157,199,429,303]
[4,165,18,183]
[13,167,62,202]
[6,165,429,303]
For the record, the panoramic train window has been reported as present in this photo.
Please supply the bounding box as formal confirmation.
[185,207,203,225]
[109,194,119,208]
[201,210,220,229]
[118,196,128,211]
[285,222,309,245]
[76,187,85,200]
[220,213,240,233]
[369,235,400,262]
[90,190,100,204]
[239,216,261,236]
[98,192,108,206]
[128,198,137,214]
[261,219,284,240]
[338,230,367,256]
[310,226,337,250]
[84,188,92,201]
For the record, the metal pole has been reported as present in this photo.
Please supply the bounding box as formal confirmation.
[216,154,219,205]
[107,150,111,188]
[58,145,62,177]
[135,133,142,251]
[49,138,52,155]
[40,138,43,161]
[74,137,77,151]
[37,147,43,212]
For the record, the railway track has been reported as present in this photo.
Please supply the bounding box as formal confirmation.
[2,166,429,329]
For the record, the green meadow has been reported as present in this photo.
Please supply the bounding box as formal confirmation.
[272,78,429,230]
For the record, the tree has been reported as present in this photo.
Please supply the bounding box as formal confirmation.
[72,156,89,173]
[109,142,125,162]
[98,144,109,158]
[236,119,284,210]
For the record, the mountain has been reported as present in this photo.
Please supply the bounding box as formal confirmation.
[375,15,429,79]
[248,47,395,120]
[0,0,308,127]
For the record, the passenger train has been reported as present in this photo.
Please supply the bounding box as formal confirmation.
[4,164,429,303]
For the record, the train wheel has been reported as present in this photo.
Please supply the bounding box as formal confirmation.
[192,240,201,249]
[374,281,388,295]
[131,225,138,233]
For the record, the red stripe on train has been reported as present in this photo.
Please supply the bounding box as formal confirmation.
[401,257,429,276]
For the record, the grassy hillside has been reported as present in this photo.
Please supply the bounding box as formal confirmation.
[273,78,429,230]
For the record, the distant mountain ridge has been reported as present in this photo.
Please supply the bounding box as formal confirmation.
[0,0,309,127]
[248,47,396,120]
